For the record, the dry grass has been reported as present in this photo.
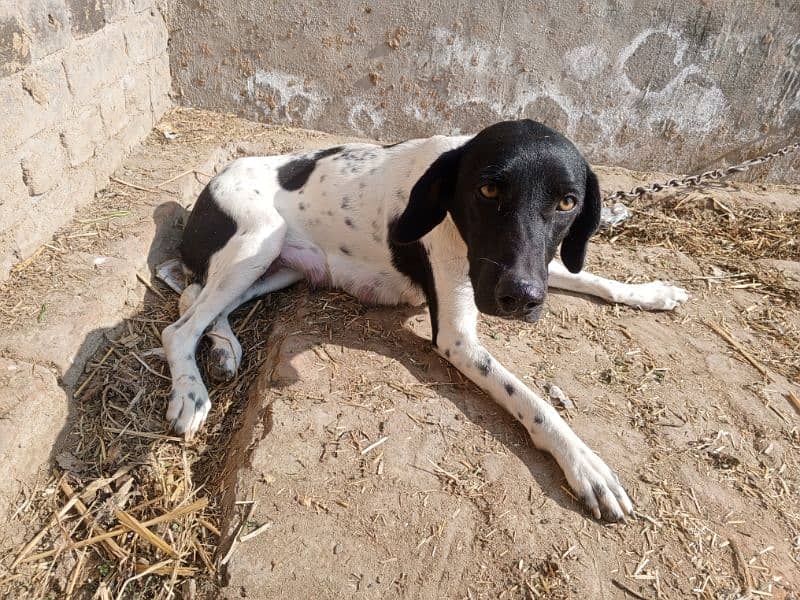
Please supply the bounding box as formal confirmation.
[0,278,297,597]
[599,191,800,385]
[1,111,798,598]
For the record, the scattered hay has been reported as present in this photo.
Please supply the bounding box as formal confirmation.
[2,111,799,598]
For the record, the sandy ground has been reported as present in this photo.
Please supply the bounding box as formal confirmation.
[0,109,798,599]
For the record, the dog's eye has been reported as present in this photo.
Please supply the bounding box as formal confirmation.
[557,195,577,211]
[479,184,499,199]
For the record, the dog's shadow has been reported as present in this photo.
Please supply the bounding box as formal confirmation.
[258,297,583,517]
[53,199,589,550]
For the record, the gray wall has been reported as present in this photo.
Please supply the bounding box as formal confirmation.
[167,0,800,183]
[0,0,171,280]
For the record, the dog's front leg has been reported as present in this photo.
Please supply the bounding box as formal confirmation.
[434,289,633,521]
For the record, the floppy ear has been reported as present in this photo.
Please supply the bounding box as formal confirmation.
[390,147,462,245]
[560,167,602,273]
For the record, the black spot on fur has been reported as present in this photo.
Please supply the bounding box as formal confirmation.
[298,202,306,210]
[344,217,355,228]
[185,353,193,361]
[180,185,237,282]
[476,355,491,376]
[189,375,197,382]
[505,383,515,396]
[253,189,261,195]
[388,217,439,345]
[188,392,196,402]
[340,245,351,255]
[534,414,543,424]
[277,146,342,190]
[326,210,334,216]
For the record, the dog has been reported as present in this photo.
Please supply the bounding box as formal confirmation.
[161,120,687,522]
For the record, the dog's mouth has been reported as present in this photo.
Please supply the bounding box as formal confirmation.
[495,303,545,322]
[473,291,546,322]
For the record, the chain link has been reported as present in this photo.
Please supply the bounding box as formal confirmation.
[604,140,800,203]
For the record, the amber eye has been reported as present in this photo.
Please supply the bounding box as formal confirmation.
[479,184,499,199]
[557,195,577,211]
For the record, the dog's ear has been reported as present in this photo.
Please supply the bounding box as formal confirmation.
[560,166,601,273]
[390,147,462,245]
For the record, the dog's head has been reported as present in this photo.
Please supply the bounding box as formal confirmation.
[391,119,601,322]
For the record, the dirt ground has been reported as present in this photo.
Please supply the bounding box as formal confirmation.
[1,109,798,599]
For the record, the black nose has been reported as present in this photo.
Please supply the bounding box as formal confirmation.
[495,278,546,314]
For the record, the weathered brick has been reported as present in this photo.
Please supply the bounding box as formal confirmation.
[11,167,93,259]
[0,60,69,150]
[60,107,105,166]
[122,66,151,114]
[19,132,68,196]
[93,136,125,189]
[119,109,152,148]
[149,53,171,118]
[62,25,127,103]
[130,0,154,14]
[67,0,106,38]
[0,16,31,76]
[123,10,167,65]
[0,155,27,233]
[98,83,127,135]
[20,54,71,113]
[101,0,132,23]
[22,0,73,60]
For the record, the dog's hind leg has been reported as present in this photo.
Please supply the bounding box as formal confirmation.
[205,267,303,382]
[547,260,688,310]
[161,213,287,437]
[174,269,303,383]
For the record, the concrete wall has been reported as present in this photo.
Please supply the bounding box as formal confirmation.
[0,0,171,280]
[166,0,800,184]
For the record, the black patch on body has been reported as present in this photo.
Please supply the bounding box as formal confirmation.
[277,146,343,191]
[340,245,351,255]
[534,414,543,424]
[388,217,440,345]
[180,184,237,282]
[344,217,355,228]
[505,383,515,396]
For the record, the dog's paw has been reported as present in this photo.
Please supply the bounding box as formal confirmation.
[208,332,242,383]
[166,377,211,437]
[617,281,689,311]
[559,444,633,522]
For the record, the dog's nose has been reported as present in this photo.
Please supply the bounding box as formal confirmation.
[496,278,546,314]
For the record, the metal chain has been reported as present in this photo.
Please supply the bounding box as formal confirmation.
[604,140,800,203]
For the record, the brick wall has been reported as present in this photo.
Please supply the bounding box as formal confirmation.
[0,0,171,280]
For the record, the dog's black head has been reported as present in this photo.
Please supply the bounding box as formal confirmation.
[391,119,601,322]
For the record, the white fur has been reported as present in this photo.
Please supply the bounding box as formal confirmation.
[161,135,688,521]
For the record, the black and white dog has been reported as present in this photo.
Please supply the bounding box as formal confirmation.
[162,120,687,521]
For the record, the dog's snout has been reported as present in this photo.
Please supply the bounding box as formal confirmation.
[495,278,546,314]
